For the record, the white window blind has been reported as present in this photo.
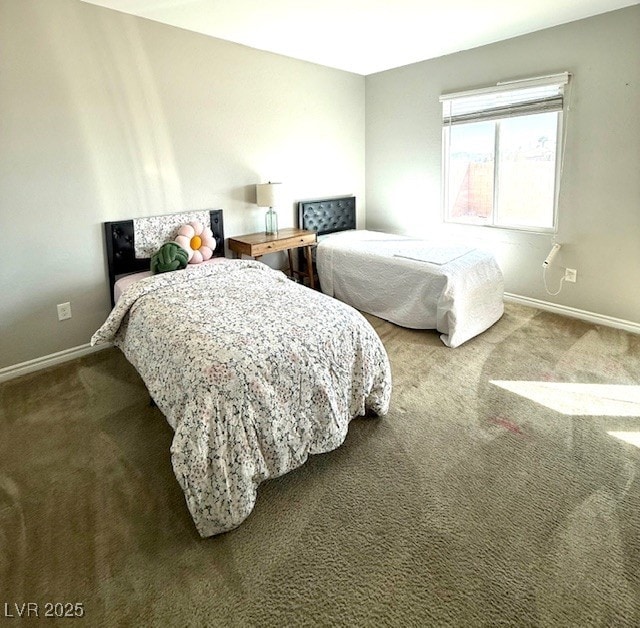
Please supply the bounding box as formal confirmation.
[440,72,570,125]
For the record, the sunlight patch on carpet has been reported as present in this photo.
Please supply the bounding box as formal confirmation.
[607,431,640,448]
[490,381,640,416]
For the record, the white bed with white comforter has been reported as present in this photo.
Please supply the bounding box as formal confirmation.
[316,230,504,348]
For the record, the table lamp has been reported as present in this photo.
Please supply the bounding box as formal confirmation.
[256,182,282,235]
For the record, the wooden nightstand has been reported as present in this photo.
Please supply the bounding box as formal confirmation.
[228,228,317,289]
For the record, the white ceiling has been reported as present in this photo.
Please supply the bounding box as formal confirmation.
[79,0,639,75]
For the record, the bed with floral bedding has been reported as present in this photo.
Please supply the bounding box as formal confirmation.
[91,259,392,537]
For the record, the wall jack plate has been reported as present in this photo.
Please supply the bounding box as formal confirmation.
[564,268,577,283]
[57,302,72,321]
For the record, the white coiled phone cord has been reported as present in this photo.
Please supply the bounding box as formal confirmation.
[543,265,564,296]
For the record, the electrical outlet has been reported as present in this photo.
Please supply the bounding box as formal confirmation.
[57,302,72,321]
[564,268,577,283]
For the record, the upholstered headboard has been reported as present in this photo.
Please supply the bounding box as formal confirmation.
[104,209,225,307]
[298,196,356,236]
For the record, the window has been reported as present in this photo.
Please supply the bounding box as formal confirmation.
[441,73,570,232]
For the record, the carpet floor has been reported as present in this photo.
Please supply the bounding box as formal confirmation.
[1,303,639,626]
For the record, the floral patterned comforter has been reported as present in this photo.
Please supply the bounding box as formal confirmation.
[91,260,392,537]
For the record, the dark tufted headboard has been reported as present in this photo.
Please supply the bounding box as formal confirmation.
[298,196,356,236]
[104,209,225,307]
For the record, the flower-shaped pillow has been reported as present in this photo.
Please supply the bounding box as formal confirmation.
[175,220,216,264]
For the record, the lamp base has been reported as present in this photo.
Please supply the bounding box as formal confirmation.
[265,208,278,235]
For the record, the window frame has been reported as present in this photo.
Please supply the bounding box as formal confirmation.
[440,73,569,234]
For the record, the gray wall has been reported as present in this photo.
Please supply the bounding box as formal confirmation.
[365,6,640,323]
[3,1,639,372]
[0,0,365,369]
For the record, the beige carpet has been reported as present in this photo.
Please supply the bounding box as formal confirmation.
[1,303,639,626]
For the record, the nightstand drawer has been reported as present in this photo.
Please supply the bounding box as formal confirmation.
[250,233,316,256]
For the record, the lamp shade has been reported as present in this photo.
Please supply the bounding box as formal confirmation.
[256,182,282,208]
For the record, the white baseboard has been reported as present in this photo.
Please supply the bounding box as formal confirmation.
[2,297,638,384]
[504,293,640,335]
[0,343,110,384]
